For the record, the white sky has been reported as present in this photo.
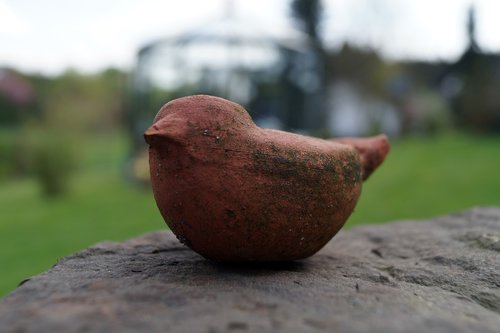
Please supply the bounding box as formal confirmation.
[1,0,499,75]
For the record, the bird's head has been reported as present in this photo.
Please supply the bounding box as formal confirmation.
[144,95,254,148]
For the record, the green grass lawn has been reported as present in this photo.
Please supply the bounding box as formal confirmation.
[1,131,499,297]
[346,132,500,226]
[0,132,164,297]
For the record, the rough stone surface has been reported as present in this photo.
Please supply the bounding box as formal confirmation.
[1,207,500,333]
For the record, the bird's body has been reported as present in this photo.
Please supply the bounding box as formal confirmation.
[145,95,389,261]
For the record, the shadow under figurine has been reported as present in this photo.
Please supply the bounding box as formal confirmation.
[145,95,390,262]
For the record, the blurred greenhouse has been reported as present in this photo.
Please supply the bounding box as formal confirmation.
[127,14,324,181]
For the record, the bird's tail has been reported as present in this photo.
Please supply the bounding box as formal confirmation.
[331,135,390,181]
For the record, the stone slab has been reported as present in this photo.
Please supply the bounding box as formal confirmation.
[1,207,499,332]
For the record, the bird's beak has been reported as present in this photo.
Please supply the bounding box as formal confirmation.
[144,116,188,147]
[144,125,162,146]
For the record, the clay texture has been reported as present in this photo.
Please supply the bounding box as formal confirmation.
[144,95,389,261]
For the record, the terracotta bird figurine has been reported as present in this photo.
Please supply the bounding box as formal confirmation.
[145,95,390,262]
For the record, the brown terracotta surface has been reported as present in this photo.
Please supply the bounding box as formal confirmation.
[144,95,390,262]
[332,135,390,181]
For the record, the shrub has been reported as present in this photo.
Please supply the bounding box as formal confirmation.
[16,124,77,197]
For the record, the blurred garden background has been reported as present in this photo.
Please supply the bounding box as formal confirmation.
[1,0,500,297]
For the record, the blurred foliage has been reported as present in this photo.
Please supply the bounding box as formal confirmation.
[328,44,454,135]
[328,44,399,97]
[326,32,500,135]
[0,69,35,125]
[406,88,452,135]
[35,68,127,133]
[16,123,78,196]
[1,68,128,196]
[453,54,500,132]
[0,129,16,179]
[0,94,23,125]
[0,131,162,297]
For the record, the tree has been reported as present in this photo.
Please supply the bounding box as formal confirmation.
[289,0,327,133]
[290,0,323,44]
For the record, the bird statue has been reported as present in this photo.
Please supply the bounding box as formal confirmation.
[145,95,390,262]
